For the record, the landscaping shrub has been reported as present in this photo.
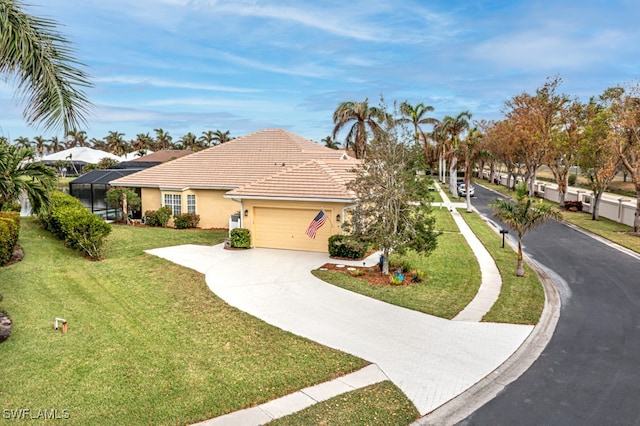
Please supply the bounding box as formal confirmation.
[173,213,200,229]
[1,201,21,212]
[328,235,368,259]
[144,210,159,227]
[39,192,111,260]
[144,206,172,227]
[230,228,251,248]
[564,200,583,212]
[0,214,20,266]
[568,174,577,186]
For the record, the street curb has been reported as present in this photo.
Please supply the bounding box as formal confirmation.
[412,207,562,426]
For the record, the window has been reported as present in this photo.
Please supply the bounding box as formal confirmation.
[164,194,182,215]
[187,194,196,214]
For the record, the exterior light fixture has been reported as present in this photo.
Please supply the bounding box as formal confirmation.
[336,214,341,222]
[244,209,249,217]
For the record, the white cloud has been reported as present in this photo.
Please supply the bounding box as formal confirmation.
[96,76,261,93]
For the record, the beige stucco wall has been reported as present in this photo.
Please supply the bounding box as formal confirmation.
[140,187,239,228]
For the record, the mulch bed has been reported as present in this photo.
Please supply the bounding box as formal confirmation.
[318,263,420,287]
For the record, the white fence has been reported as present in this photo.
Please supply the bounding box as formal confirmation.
[484,173,637,227]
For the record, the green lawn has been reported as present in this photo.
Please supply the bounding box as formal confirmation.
[0,219,366,425]
[270,381,419,425]
[429,189,443,203]
[431,207,458,232]
[313,224,481,319]
[457,210,544,324]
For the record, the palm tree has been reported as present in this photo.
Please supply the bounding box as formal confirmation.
[490,183,562,276]
[397,101,438,164]
[212,129,232,145]
[153,128,172,151]
[199,130,216,147]
[178,132,198,151]
[49,135,63,152]
[332,99,385,159]
[13,136,31,149]
[65,129,89,148]
[321,135,340,149]
[105,131,128,156]
[90,137,107,151]
[0,144,57,214]
[0,1,92,132]
[32,135,48,158]
[132,133,154,154]
[439,111,472,197]
[460,127,483,212]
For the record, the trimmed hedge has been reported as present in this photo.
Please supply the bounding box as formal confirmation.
[173,213,200,229]
[328,234,368,259]
[564,200,583,212]
[0,213,20,266]
[39,192,112,260]
[230,228,251,248]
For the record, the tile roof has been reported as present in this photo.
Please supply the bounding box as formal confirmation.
[130,150,193,163]
[226,158,361,201]
[111,128,350,190]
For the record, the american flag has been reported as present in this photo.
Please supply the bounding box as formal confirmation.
[305,210,327,239]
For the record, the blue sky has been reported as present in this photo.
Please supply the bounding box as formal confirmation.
[2,0,639,145]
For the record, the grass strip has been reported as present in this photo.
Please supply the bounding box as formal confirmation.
[313,232,481,319]
[270,381,419,426]
[457,209,544,324]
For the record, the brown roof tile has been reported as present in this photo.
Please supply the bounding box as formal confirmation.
[131,150,193,163]
[226,158,361,201]
[111,129,350,190]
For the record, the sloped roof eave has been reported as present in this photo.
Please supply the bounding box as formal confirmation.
[223,194,357,203]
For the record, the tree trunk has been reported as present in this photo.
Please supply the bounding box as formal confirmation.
[592,191,602,221]
[450,156,458,197]
[382,247,390,275]
[516,237,525,277]
[635,186,640,233]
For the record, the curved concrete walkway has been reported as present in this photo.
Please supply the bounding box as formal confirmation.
[147,243,533,417]
[431,182,503,321]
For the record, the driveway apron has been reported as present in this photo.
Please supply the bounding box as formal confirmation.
[147,244,533,415]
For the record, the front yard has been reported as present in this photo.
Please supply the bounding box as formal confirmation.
[0,219,367,425]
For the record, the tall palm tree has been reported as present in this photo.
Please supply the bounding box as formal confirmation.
[332,99,385,159]
[90,137,107,151]
[132,133,154,154]
[212,129,232,145]
[439,111,472,197]
[490,183,562,276]
[460,127,484,212]
[0,144,57,214]
[397,101,438,164]
[0,1,92,132]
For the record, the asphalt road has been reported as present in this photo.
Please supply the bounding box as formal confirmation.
[461,185,640,426]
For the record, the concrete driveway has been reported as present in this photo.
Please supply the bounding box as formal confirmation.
[147,244,533,415]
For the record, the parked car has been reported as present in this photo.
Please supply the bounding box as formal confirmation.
[458,183,475,197]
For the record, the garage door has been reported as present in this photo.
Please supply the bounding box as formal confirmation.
[253,207,335,252]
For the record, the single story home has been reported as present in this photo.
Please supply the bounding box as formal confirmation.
[110,128,360,252]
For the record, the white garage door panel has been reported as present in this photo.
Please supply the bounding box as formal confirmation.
[253,207,334,252]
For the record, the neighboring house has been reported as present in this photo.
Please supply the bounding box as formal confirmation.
[113,150,193,169]
[110,128,360,252]
[68,150,195,220]
[40,147,122,175]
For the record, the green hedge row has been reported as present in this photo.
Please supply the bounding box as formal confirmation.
[39,192,112,260]
[0,212,20,266]
[328,234,368,259]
